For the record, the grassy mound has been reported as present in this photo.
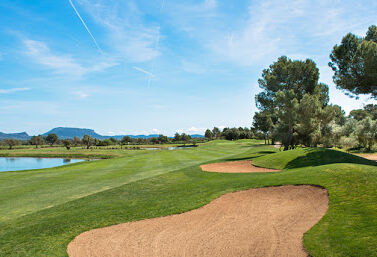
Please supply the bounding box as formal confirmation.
[252,147,377,170]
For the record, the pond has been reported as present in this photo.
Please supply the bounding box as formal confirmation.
[144,146,196,150]
[0,157,85,172]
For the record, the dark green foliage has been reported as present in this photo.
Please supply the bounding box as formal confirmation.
[329,25,377,99]
[46,134,58,146]
[82,134,93,149]
[253,111,273,144]
[206,127,254,141]
[204,129,213,139]
[222,128,240,140]
[30,135,44,148]
[62,140,71,150]
[4,139,19,150]
[255,56,333,150]
[350,104,377,121]
[212,127,221,139]
[72,136,81,146]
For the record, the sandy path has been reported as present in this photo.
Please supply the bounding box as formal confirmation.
[200,160,280,173]
[358,154,377,161]
[68,185,328,257]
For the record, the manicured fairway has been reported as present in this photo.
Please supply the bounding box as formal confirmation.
[0,140,377,256]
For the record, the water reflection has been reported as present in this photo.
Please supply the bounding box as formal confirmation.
[0,157,84,172]
[6,157,17,162]
[144,146,195,151]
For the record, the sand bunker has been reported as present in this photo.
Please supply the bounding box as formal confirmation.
[68,185,328,257]
[200,160,280,173]
[358,154,377,161]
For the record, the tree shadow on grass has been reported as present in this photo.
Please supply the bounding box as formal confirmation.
[224,151,276,162]
[223,156,262,162]
[255,151,277,154]
[285,148,377,169]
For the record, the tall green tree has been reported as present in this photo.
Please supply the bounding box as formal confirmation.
[364,104,377,120]
[82,135,93,149]
[204,129,213,140]
[223,128,240,141]
[212,127,221,139]
[62,140,71,150]
[46,133,58,146]
[350,104,377,121]
[158,134,169,144]
[252,111,273,144]
[329,25,377,99]
[72,136,81,146]
[355,117,377,151]
[173,133,181,142]
[4,139,19,150]
[30,135,43,148]
[121,136,132,148]
[256,56,330,150]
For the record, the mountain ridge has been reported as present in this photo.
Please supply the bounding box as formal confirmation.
[0,127,204,140]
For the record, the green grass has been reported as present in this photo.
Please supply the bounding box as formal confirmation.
[0,143,204,159]
[253,147,377,169]
[0,146,127,159]
[0,140,377,256]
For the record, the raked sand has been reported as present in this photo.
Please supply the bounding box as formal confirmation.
[68,185,328,257]
[201,160,280,173]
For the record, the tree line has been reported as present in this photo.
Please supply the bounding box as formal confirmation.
[204,127,256,141]
[251,25,377,151]
[0,133,207,150]
[2,26,376,152]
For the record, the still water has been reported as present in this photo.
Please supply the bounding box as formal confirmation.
[144,146,195,150]
[0,157,84,172]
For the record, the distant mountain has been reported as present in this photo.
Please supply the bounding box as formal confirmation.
[0,132,30,140]
[42,127,105,139]
[190,134,205,138]
[125,134,160,139]
[42,127,204,139]
[0,127,204,140]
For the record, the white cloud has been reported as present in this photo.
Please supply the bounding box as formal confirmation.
[77,0,160,63]
[0,87,30,94]
[181,60,205,74]
[23,39,117,76]
[203,0,217,10]
[151,104,166,109]
[72,91,90,99]
[177,126,206,134]
[0,100,59,115]
[204,0,377,66]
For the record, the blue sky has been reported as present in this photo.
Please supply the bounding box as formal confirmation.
[0,0,376,136]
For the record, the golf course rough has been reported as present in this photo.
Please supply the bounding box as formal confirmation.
[1,140,377,256]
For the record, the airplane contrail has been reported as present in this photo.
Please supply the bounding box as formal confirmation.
[133,66,154,88]
[68,0,102,53]
[132,0,164,87]
[133,66,154,76]
[161,0,165,10]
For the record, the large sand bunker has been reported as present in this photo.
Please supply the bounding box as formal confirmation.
[358,154,377,161]
[200,160,280,173]
[68,185,328,257]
